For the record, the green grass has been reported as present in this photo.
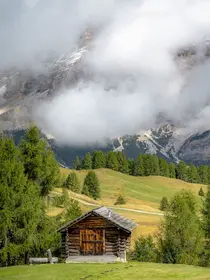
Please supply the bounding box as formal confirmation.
[61,168,205,212]
[0,263,210,280]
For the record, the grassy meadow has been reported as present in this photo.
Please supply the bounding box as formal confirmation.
[60,168,205,212]
[47,168,206,238]
[0,263,210,280]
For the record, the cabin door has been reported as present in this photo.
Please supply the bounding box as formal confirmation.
[80,229,105,255]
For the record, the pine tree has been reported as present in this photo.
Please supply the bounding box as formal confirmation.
[198,187,205,197]
[188,163,199,183]
[177,160,188,181]
[159,158,169,177]
[92,151,105,169]
[82,171,100,200]
[64,172,80,193]
[81,153,92,170]
[73,156,81,170]
[201,186,210,266]
[151,155,160,175]
[169,163,176,178]
[116,152,129,174]
[158,190,204,265]
[142,155,153,176]
[64,199,82,222]
[128,159,135,175]
[19,126,60,196]
[134,155,144,176]
[198,166,209,185]
[160,197,169,211]
[0,136,59,265]
[202,186,210,239]
[106,152,119,171]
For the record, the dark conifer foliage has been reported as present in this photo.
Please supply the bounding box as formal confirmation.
[77,151,210,185]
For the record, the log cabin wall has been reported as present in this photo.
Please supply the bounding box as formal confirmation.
[63,214,131,258]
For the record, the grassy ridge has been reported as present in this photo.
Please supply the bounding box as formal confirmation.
[0,263,210,280]
[61,168,205,212]
[57,168,206,238]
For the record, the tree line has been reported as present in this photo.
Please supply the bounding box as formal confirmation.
[0,126,82,267]
[73,151,210,185]
[133,188,210,267]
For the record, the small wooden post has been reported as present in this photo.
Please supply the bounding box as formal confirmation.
[47,249,53,264]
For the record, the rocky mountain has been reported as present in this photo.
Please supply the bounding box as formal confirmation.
[1,30,210,167]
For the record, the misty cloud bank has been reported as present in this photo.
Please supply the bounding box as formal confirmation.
[2,0,210,145]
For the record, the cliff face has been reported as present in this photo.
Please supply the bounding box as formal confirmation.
[1,30,210,166]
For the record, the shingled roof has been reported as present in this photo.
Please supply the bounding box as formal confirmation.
[58,206,137,233]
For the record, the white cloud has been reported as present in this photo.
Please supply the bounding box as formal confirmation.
[2,0,210,144]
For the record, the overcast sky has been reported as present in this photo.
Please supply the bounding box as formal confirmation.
[2,0,210,145]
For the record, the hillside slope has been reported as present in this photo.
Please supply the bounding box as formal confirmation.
[56,168,206,238]
[61,168,205,212]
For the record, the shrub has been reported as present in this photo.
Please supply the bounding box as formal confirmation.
[133,235,157,262]
[114,194,126,205]
[199,187,205,197]
[160,197,169,211]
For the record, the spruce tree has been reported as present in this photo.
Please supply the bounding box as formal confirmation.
[188,163,199,183]
[201,186,210,266]
[82,171,100,200]
[134,155,144,176]
[128,158,135,175]
[81,153,92,170]
[160,197,169,211]
[92,151,105,169]
[169,163,176,178]
[177,160,188,181]
[152,155,160,175]
[64,172,80,193]
[198,166,209,185]
[19,126,60,196]
[202,186,210,239]
[158,190,204,265]
[159,158,169,177]
[0,136,59,265]
[73,156,81,170]
[142,155,153,176]
[116,152,129,174]
[106,151,119,171]
[198,187,205,197]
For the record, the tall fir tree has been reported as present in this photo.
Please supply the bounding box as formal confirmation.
[176,160,188,182]
[187,163,199,183]
[128,159,135,175]
[92,151,105,169]
[142,155,153,176]
[159,158,169,177]
[73,156,81,170]
[81,152,92,170]
[0,136,59,265]
[201,186,210,266]
[134,155,144,176]
[116,152,129,174]
[82,171,100,200]
[151,155,160,175]
[198,166,209,185]
[169,162,176,178]
[106,151,119,171]
[158,190,204,265]
[19,126,60,196]
[64,172,80,193]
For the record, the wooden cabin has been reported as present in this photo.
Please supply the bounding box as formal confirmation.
[58,206,137,263]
